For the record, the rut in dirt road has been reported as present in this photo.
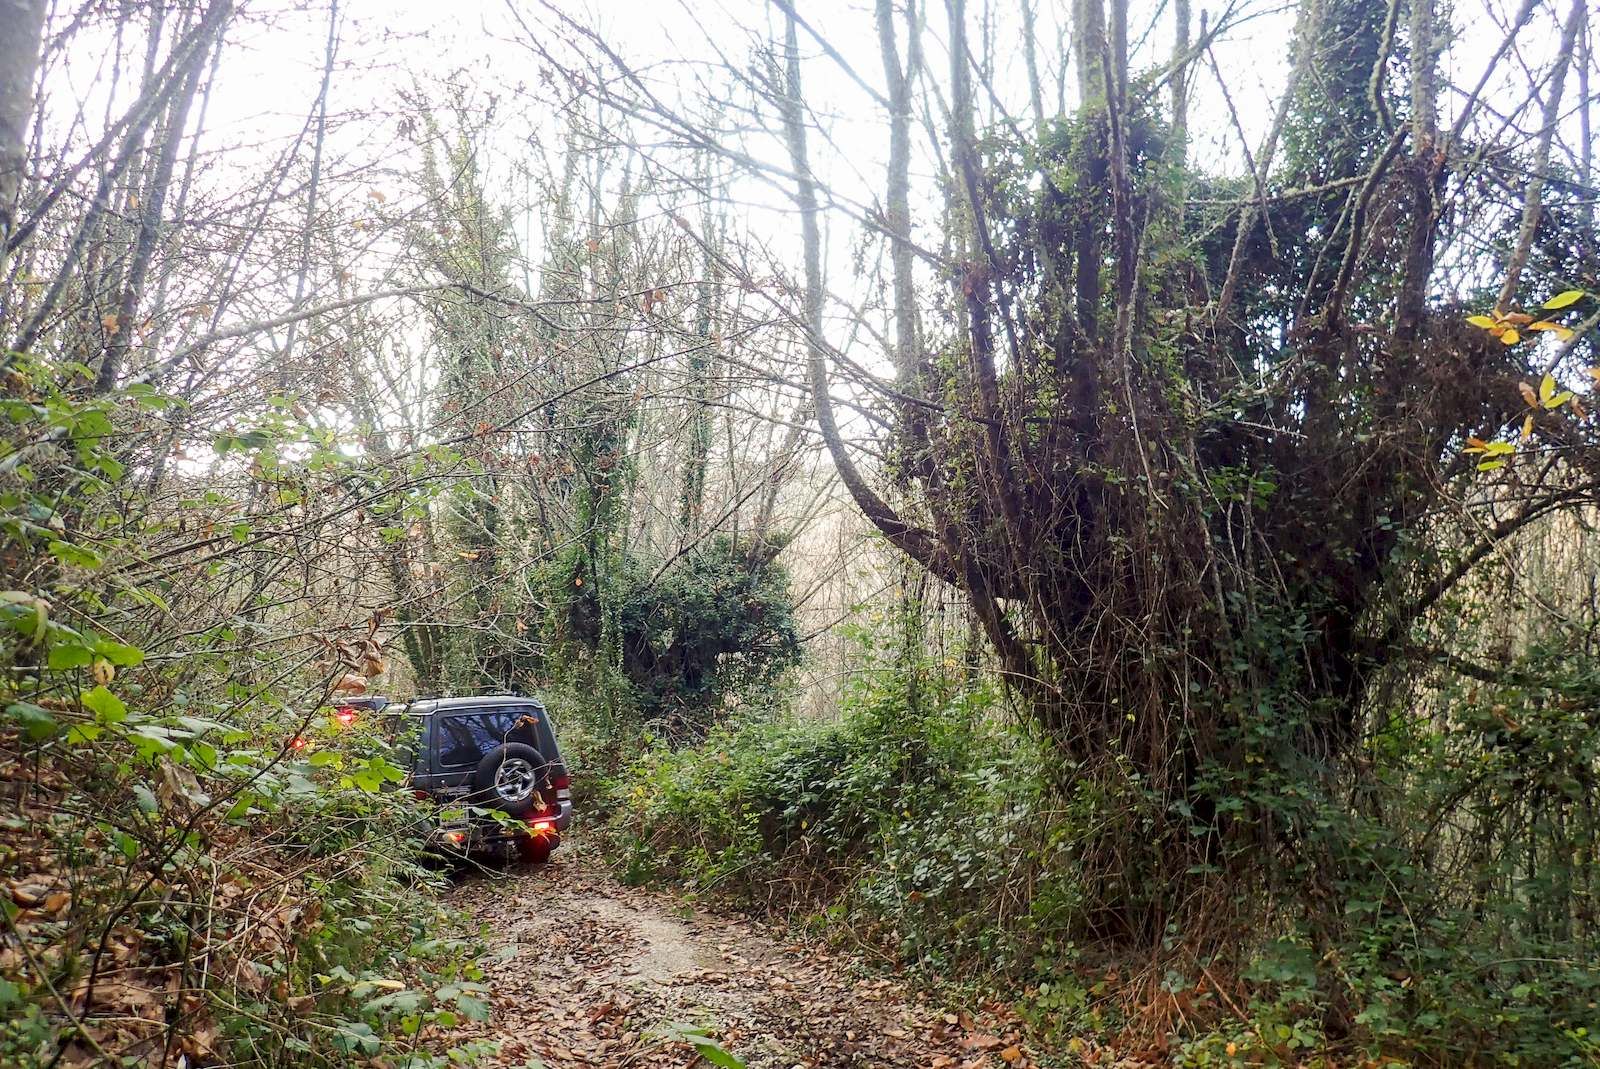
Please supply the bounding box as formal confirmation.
[449,845,1042,1069]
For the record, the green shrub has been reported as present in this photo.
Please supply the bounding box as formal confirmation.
[602,614,1600,1067]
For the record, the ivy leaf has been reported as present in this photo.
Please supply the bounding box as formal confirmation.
[1542,289,1585,310]
[49,541,103,569]
[347,768,383,792]
[6,702,59,742]
[329,1021,380,1056]
[0,592,48,645]
[132,785,159,814]
[658,1024,745,1069]
[455,993,490,1021]
[95,641,145,666]
[47,643,93,670]
[66,723,102,745]
[82,685,127,724]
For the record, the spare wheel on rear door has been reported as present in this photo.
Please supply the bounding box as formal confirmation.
[473,742,547,817]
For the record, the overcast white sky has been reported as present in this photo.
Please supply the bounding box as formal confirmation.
[41,0,1585,378]
[180,0,1579,267]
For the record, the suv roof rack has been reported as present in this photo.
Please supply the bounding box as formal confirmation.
[404,693,544,711]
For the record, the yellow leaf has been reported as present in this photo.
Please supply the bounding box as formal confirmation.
[368,979,405,991]
[1545,390,1574,410]
[1528,321,1576,341]
[1590,367,1600,385]
[457,550,480,561]
[1518,381,1538,407]
[1499,328,1521,345]
[1502,312,1534,326]
[1521,414,1534,440]
[1540,373,1556,403]
[1466,314,1498,329]
[1542,289,1585,310]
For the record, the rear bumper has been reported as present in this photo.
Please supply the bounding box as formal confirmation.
[425,803,570,856]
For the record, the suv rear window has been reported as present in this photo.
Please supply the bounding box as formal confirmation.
[437,708,541,768]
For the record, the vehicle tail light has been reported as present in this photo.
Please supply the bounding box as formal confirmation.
[413,789,429,800]
[290,736,309,752]
[550,772,570,790]
[444,831,465,845]
[529,819,555,835]
[335,706,357,727]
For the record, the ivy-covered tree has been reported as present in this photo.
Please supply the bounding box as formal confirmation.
[560,534,801,738]
[534,0,1600,947]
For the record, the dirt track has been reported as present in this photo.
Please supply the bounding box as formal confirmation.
[449,842,1043,1068]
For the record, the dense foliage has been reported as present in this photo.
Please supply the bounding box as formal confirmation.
[847,29,1600,953]
[603,612,1600,1066]
[0,361,499,1066]
[553,534,801,740]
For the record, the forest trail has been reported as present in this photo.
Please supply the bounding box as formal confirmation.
[449,842,1045,1069]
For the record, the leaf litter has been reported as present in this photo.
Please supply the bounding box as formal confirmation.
[448,843,1042,1068]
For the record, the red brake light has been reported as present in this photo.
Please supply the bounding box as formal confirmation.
[290,736,309,751]
[550,773,570,790]
[413,789,429,800]
[529,819,555,835]
[444,831,465,845]
[335,706,357,727]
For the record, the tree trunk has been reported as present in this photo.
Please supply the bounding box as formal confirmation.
[0,0,45,263]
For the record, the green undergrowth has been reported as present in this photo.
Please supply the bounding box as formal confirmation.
[0,363,502,1067]
[0,692,502,1068]
[596,628,1600,1067]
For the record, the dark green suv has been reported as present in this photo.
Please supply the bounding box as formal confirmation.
[382,695,572,863]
